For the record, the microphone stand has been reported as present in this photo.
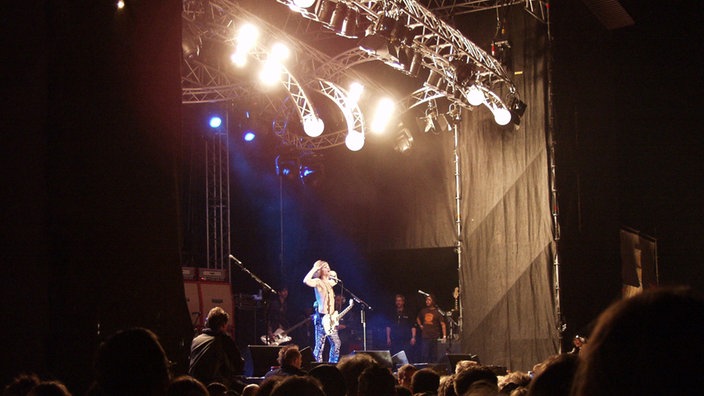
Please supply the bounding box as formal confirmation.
[228,255,277,344]
[336,280,373,350]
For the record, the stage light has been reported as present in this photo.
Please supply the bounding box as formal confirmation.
[490,103,512,126]
[116,0,125,10]
[328,2,348,33]
[275,155,300,177]
[346,82,364,108]
[259,43,290,85]
[406,50,423,78]
[243,131,256,142]
[294,0,316,8]
[394,126,414,154]
[339,9,365,38]
[466,85,485,106]
[510,97,527,117]
[303,114,325,137]
[370,97,395,133]
[359,15,402,67]
[452,59,478,87]
[416,102,449,135]
[231,23,259,67]
[209,116,223,129]
[299,153,325,186]
[182,26,201,60]
[425,69,444,89]
[345,131,365,151]
[270,42,291,61]
[316,0,336,24]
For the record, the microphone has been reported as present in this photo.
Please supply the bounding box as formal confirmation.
[330,276,342,283]
[418,289,430,297]
[228,254,242,264]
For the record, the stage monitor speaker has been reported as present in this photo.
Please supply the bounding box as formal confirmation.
[447,354,480,373]
[392,350,409,367]
[249,345,282,377]
[353,350,393,369]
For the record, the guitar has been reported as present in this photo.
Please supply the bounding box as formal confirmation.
[260,316,312,346]
[322,299,354,335]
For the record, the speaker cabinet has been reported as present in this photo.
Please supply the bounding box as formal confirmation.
[248,345,282,377]
[183,281,235,336]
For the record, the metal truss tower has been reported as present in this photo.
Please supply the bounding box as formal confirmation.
[205,118,231,273]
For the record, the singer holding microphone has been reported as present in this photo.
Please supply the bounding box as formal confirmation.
[303,259,342,363]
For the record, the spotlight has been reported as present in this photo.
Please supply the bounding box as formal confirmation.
[507,97,527,126]
[209,115,223,129]
[294,0,316,8]
[370,97,395,133]
[316,0,336,24]
[359,15,402,67]
[275,155,300,178]
[303,114,325,137]
[465,85,485,106]
[231,23,259,67]
[327,2,348,33]
[243,130,256,142]
[299,153,325,186]
[510,97,527,117]
[425,69,444,90]
[490,103,512,126]
[452,59,478,87]
[346,82,364,108]
[182,26,201,59]
[345,131,365,151]
[394,126,414,154]
[339,8,364,38]
[416,102,449,135]
[406,50,423,78]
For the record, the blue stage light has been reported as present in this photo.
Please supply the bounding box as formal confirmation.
[209,116,223,128]
[243,130,256,142]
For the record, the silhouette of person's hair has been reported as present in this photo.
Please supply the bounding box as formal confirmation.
[411,368,440,394]
[166,376,207,396]
[358,365,396,396]
[453,365,497,396]
[270,376,324,396]
[526,353,578,396]
[3,373,40,396]
[572,286,704,396]
[91,327,171,396]
[336,353,377,396]
[27,381,72,396]
[308,364,346,396]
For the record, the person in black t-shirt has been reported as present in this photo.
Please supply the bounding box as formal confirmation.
[386,294,417,358]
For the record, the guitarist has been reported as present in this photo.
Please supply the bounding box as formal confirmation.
[303,259,342,363]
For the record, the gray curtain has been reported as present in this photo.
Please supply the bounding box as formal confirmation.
[362,10,559,370]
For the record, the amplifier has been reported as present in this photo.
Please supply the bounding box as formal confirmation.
[200,268,228,282]
[182,266,197,280]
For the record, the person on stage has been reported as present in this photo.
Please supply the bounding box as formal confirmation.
[303,259,342,363]
[386,294,417,358]
[416,293,447,363]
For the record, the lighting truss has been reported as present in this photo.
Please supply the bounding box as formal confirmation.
[183,0,387,150]
[424,0,548,23]
[278,0,524,116]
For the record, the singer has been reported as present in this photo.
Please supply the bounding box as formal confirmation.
[303,259,342,363]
